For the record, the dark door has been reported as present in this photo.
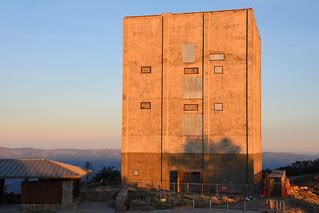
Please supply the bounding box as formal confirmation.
[169,171,178,192]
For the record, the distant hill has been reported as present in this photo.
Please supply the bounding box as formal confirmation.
[0,147,121,171]
[263,152,318,169]
[0,147,317,171]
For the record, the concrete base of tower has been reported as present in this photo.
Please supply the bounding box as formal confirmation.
[121,152,262,191]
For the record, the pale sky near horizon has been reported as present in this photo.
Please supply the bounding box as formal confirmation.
[1,0,319,153]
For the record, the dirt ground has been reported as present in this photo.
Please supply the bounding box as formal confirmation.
[130,209,259,213]
[1,199,318,212]
[0,202,115,213]
[60,202,115,213]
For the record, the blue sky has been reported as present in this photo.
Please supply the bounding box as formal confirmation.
[1,0,318,153]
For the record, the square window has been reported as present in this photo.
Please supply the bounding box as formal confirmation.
[209,53,225,61]
[184,104,199,111]
[183,43,195,63]
[214,66,223,74]
[141,66,151,74]
[133,170,139,176]
[140,102,151,109]
[214,103,223,111]
[184,67,199,74]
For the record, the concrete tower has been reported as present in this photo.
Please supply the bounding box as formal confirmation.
[122,8,261,190]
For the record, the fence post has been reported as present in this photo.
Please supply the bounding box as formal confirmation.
[275,200,278,210]
[280,200,285,211]
[230,182,233,194]
[216,184,219,196]
[226,201,229,212]
[192,199,195,208]
[201,183,203,195]
[209,199,211,209]
[245,184,248,197]
[187,183,189,194]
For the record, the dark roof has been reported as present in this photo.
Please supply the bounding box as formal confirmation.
[0,159,89,179]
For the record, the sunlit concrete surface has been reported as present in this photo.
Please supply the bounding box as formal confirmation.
[122,9,262,189]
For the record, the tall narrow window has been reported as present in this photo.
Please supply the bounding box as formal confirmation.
[183,43,195,63]
[209,53,225,61]
[214,103,223,111]
[182,77,202,99]
[184,67,199,74]
[141,66,151,74]
[214,66,223,74]
[182,114,202,136]
[140,102,151,109]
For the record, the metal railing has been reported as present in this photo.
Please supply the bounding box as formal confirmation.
[122,179,258,196]
[169,182,250,196]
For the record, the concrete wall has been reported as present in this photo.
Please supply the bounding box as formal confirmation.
[62,181,73,207]
[122,9,262,189]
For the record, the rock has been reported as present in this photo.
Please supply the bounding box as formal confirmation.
[116,189,128,212]
[130,199,147,208]
[168,194,192,207]
[128,187,136,191]
[210,196,221,205]
[144,196,151,203]
[81,188,120,202]
[130,205,155,211]
[223,196,235,203]
[108,199,116,208]
[181,194,193,200]
[194,197,209,208]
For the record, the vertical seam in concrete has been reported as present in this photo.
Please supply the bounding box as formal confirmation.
[125,20,129,177]
[201,13,205,175]
[245,9,249,186]
[161,15,164,184]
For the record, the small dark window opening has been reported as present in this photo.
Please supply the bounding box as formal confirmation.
[184,67,199,74]
[140,102,151,109]
[141,66,151,74]
[184,104,199,111]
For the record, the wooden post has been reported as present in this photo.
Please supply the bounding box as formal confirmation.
[216,183,219,196]
[187,183,189,193]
